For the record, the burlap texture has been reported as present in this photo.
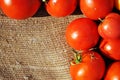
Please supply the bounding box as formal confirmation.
[0,9,84,80]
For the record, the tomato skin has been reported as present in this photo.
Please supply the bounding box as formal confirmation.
[45,0,77,17]
[80,0,114,20]
[0,0,41,19]
[105,62,120,80]
[66,18,99,50]
[70,51,105,80]
[98,13,120,40]
[100,39,120,60]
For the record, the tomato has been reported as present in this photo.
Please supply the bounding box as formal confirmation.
[80,0,114,20]
[0,0,41,19]
[98,13,120,39]
[65,18,99,50]
[100,39,120,60]
[70,51,105,80]
[115,0,120,10]
[43,0,77,17]
[105,62,120,80]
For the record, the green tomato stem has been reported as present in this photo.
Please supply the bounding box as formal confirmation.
[72,49,82,64]
[71,48,97,65]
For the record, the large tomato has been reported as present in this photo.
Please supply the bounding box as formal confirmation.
[44,0,77,17]
[98,13,120,39]
[100,39,120,60]
[0,0,41,19]
[70,51,105,80]
[65,18,99,50]
[105,62,120,80]
[80,0,114,20]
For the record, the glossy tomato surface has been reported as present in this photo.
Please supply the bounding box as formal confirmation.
[0,0,41,19]
[66,18,99,50]
[100,39,120,60]
[45,0,77,17]
[70,51,105,80]
[80,0,114,20]
[98,13,120,39]
[105,62,120,80]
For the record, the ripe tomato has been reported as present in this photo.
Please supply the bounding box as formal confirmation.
[115,0,120,10]
[0,0,41,19]
[100,39,120,60]
[98,13,120,39]
[44,0,77,17]
[70,51,105,80]
[65,18,99,50]
[80,0,114,20]
[105,62,120,80]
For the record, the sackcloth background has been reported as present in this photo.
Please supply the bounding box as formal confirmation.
[0,6,83,80]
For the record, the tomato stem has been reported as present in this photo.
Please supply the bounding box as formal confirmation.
[72,49,82,64]
[71,48,97,64]
[98,18,103,22]
[89,48,97,51]
[72,49,79,54]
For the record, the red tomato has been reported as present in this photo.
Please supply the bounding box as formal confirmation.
[80,0,114,20]
[0,0,41,19]
[98,13,120,39]
[70,51,105,80]
[100,39,120,60]
[105,62,120,80]
[65,18,99,50]
[44,0,77,17]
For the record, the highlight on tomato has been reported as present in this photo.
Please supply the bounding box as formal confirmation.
[0,0,41,19]
[42,0,77,17]
[70,51,105,80]
[65,18,99,50]
[100,39,120,60]
[80,0,114,20]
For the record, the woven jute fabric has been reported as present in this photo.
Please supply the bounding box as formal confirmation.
[0,10,83,80]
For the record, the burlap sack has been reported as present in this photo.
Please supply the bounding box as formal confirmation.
[0,9,83,80]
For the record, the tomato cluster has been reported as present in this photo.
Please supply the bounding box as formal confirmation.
[65,0,120,80]
[0,0,119,20]
[0,0,77,19]
[0,0,120,80]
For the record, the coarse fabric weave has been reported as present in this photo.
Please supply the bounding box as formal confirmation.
[0,10,83,80]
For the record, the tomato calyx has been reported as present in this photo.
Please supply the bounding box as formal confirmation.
[72,49,82,65]
[71,48,97,65]
[90,52,97,60]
